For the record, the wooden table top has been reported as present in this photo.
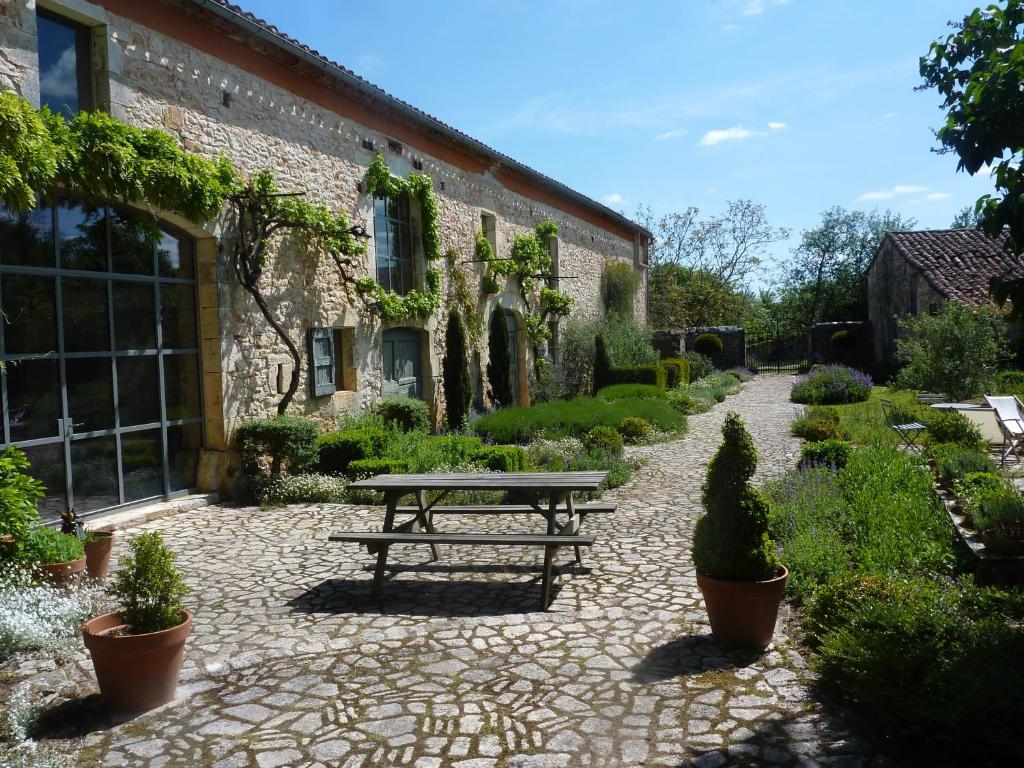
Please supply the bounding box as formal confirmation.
[347,471,607,492]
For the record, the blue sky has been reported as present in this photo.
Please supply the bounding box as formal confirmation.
[240,0,996,284]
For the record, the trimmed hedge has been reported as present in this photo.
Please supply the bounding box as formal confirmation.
[316,428,387,475]
[692,333,724,356]
[606,364,667,389]
[374,397,430,431]
[597,384,667,401]
[346,457,411,480]
[236,415,319,477]
[473,445,527,472]
[660,357,690,388]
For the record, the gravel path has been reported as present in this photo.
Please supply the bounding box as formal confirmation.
[14,375,887,767]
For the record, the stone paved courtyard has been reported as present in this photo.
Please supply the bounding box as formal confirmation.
[16,376,890,767]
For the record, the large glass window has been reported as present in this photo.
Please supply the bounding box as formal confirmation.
[0,198,203,519]
[36,9,93,116]
[373,194,414,295]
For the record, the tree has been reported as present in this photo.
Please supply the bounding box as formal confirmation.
[951,205,984,229]
[487,307,514,408]
[782,207,916,330]
[896,302,1006,400]
[593,333,612,395]
[648,263,755,329]
[637,200,789,287]
[442,310,472,431]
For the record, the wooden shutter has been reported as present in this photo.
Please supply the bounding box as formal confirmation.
[308,327,336,397]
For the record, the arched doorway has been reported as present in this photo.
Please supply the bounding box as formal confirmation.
[0,197,204,519]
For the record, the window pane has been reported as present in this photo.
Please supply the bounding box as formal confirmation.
[110,207,158,275]
[164,353,201,420]
[160,283,197,348]
[21,443,67,523]
[0,204,54,267]
[71,435,118,513]
[66,357,113,432]
[57,200,106,271]
[121,429,164,502]
[374,212,391,289]
[113,282,156,350]
[116,356,159,426]
[158,230,194,278]
[6,359,61,441]
[62,277,109,352]
[37,13,81,117]
[167,422,201,491]
[2,274,56,355]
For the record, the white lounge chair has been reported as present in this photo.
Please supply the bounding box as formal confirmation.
[984,395,1024,465]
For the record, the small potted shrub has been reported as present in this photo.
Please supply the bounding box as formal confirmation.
[974,487,1024,554]
[82,531,191,711]
[62,507,115,582]
[24,525,86,586]
[692,412,787,648]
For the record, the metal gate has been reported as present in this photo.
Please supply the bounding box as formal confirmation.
[745,331,806,373]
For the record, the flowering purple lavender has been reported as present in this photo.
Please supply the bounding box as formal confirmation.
[791,365,873,405]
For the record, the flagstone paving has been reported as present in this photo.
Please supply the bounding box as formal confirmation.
[16,375,892,767]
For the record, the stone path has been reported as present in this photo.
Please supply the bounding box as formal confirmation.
[17,376,887,767]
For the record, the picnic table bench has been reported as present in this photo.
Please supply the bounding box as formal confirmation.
[330,471,610,610]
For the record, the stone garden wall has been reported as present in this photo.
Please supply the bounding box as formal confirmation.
[684,326,746,370]
[808,321,872,367]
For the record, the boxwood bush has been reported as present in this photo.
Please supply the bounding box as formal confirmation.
[236,415,319,478]
[374,396,430,431]
[692,333,724,356]
[316,428,387,475]
[660,357,690,388]
[791,365,872,405]
[346,457,412,480]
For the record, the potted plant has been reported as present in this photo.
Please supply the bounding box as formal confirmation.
[82,531,191,711]
[692,412,788,648]
[23,525,86,586]
[83,529,115,582]
[974,488,1024,555]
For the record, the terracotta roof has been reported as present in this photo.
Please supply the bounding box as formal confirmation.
[183,0,650,239]
[882,228,1024,303]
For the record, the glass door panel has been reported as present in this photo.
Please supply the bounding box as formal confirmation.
[113,282,156,350]
[65,357,114,432]
[57,200,106,271]
[70,435,118,513]
[6,359,61,441]
[62,278,110,352]
[121,429,163,501]
[159,283,197,348]
[116,356,160,426]
[167,423,201,492]
[2,274,57,354]
[0,205,54,267]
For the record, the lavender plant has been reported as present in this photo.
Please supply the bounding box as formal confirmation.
[791,365,872,405]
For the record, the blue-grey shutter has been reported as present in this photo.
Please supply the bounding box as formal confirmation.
[308,327,336,397]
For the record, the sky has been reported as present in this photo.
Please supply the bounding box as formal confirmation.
[239,0,997,287]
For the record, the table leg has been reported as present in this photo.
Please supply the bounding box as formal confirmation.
[417,490,440,562]
[566,493,583,565]
[367,491,400,556]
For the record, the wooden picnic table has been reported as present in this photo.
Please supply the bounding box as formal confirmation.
[332,471,610,609]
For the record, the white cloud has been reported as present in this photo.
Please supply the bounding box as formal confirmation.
[883,111,896,119]
[39,47,78,103]
[857,184,928,201]
[925,192,951,201]
[603,193,625,205]
[700,126,754,146]
[655,129,687,141]
[743,0,765,15]
[766,121,787,130]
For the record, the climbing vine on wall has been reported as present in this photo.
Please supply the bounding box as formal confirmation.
[356,153,443,321]
[445,248,484,346]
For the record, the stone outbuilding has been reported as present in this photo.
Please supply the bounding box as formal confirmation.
[867,228,1024,363]
[0,0,650,519]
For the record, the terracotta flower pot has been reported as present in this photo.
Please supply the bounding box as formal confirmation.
[84,531,115,582]
[696,566,789,649]
[981,528,1024,555]
[34,556,87,586]
[82,610,193,712]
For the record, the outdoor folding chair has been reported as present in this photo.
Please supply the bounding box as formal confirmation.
[984,395,1024,465]
[881,399,926,451]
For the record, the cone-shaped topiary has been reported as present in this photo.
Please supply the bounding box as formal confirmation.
[443,310,472,430]
[593,333,613,395]
[692,412,781,581]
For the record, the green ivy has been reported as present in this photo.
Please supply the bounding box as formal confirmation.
[356,267,441,322]
[363,152,441,262]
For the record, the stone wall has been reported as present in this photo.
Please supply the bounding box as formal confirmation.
[0,0,648,475]
[867,239,945,362]
[683,326,745,370]
[808,321,871,367]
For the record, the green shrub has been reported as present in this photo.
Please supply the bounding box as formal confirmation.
[316,428,387,474]
[809,574,1024,765]
[108,531,188,634]
[791,407,846,442]
[955,471,1012,523]
[236,415,319,477]
[584,425,624,456]
[606,364,667,389]
[601,259,639,317]
[725,367,754,382]
[668,388,715,415]
[487,307,515,408]
[259,473,348,505]
[691,382,727,403]
[686,352,714,381]
[692,333,724,356]
[22,526,84,565]
[660,358,690,388]
[442,310,472,431]
[926,442,997,483]
[798,439,852,470]
[597,384,667,401]
[972,485,1024,532]
[0,447,45,563]
[693,412,780,581]
[593,333,613,395]
[618,416,653,444]
[346,457,412,480]
[473,445,527,472]
[926,411,985,449]
[994,369,1024,400]
[791,365,872,405]
[473,394,686,443]
[556,314,658,399]
[525,437,639,496]
[374,397,429,432]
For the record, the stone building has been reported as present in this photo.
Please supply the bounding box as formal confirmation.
[867,228,1024,362]
[0,0,650,518]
